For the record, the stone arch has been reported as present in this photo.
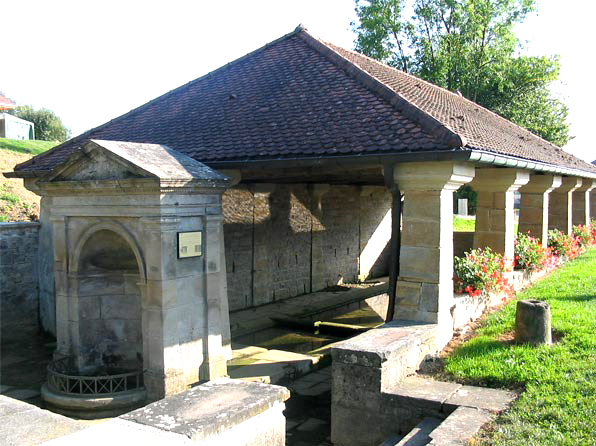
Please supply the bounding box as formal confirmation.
[71,221,146,282]
[71,222,145,373]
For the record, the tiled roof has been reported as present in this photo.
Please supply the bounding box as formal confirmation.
[12,26,594,176]
[0,94,16,110]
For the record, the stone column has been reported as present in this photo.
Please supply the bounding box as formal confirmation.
[592,188,596,225]
[518,175,562,245]
[201,214,232,381]
[572,179,595,227]
[393,161,475,345]
[470,169,529,260]
[548,177,582,234]
[50,215,75,358]
[141,216,187,400]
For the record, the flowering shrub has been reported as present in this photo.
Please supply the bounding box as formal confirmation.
[572,224,595,247]
[548,229,581,259]
[454,248,513,298]
[514,232,546,272]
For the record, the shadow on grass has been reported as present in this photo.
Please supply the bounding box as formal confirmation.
[551,294,596,303]
[450,337,512,359]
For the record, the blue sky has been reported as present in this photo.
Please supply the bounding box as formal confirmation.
[3,0,593,162]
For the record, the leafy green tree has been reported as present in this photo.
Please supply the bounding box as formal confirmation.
[11,105,71,142]
[352,0,571,146]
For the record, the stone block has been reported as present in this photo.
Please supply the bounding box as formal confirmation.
[443,385,516,414]
[396,281,422,307]
[428,407,493,445]
[121,378,289,442]
[331,401,384,446]
[384,376,461,412]
[79,297,100,320]
[78,275,125,297]
[399,246,440,282]
[101,294,141,320]
[420,283,439,312]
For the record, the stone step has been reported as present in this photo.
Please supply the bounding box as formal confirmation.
[396,417,443,446]
[428,406,493,445]
[227,347,322,384]
[384,376,516,415]
[377,434,403,446]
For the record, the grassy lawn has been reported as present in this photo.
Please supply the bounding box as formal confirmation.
[0,137,56,155]
[444,247,596,445]
[454,215,476,231]
[0,138,55,221]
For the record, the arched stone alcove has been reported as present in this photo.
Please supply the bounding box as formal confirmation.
[76,228,143,374]
[27,140,232,402]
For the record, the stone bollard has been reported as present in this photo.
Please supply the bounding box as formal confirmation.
[515,300,552,345]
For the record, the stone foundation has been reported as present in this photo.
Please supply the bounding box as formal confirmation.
[331,321,439,446]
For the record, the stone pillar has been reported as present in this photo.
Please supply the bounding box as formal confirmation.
[572,179,595,227]
[592,188,596,225]
[470,169,529,259]
[201,214,232,380]
[548,177,582,234]
[393,161,475,345]
[518,175,562,245]
[51,215,74,358]
[38,196,56,336]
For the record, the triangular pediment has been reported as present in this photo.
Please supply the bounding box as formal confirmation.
[50,147,148,182]
[43,140,229,184]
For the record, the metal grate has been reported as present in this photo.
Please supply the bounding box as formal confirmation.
[46,357,144,396]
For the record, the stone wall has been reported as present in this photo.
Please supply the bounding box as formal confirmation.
[0,222,40,340]
[223,185,391,312]
[453,231,474,258]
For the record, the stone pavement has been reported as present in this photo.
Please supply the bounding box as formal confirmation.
[0,395,84,445]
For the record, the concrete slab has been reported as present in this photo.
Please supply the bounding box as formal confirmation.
[428,407,493,445]
[396,417,441,446]
[386,376,462,411]
[444,385,516,414]
[0,395,84,446]
[41,418,191,445]
[228,362,289,384]
[120,378,289,442]
[231,344,269,360]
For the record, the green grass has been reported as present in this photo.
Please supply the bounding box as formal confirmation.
[0,192,20,204]
[0,137,56,155]
[453,215,476,231]
[444,248,596,445]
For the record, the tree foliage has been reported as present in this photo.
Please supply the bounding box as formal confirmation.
[352,0,571,146]
[11,105,71,142]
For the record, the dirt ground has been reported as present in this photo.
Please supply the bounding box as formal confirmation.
[0,151,39,221]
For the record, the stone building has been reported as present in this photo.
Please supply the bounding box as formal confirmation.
[7,25,596,403]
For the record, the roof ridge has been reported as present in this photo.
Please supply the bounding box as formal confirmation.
[14,25,308,173]
[295,29,466,149]
[328,43,596,169]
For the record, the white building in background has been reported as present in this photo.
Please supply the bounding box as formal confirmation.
[0,112,35,140]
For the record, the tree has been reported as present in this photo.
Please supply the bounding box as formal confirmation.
[352,0,571,146]
[11,105,71,142]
